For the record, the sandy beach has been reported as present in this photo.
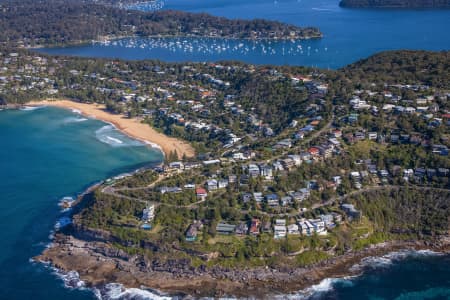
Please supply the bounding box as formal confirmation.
[28,99,195,159]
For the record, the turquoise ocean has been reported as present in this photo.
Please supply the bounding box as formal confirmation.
[0,106,163,299]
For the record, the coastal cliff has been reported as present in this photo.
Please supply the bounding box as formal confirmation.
[38,232,450,298]
[36,183,450,298]
[339,0,450,8]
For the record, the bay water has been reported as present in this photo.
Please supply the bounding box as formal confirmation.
[38,0,450,68]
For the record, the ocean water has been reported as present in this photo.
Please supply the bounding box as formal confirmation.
[292,250,450,299]
[37,0,450,68]
[0,106,163,299]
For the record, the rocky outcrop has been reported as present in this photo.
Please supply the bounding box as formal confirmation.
[37,234,450,298]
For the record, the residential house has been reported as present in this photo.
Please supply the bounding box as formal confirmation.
[266,194,279,207]
[186,221,203,242]
[235,222,249,235]
[249,218,261,235]
[253,192,264,203]
[260,165,274,180]
[216,222,236,235]
[287,224,300,235]
[274,224,287,239]
[207,179,218,191]
[218,179,229,189]
[341,204,361,220]
[196,188,208,200]
[142,204,155,222]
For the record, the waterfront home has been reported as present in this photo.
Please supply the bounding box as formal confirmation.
[248,164,261,177]
[308,147,320,157]
[299,220,314,236]
[310,219,327,235]
[332,212,343,224]
[288,155,302,166]
[281,196,293,206]
[184,162,202,170]
[249,218,261,236]
[289,191,306,202]
[184,183,196,189]
[216,222,236,235]
[379,169,389,178]
[203,159,221,166]
[160,186,182,194]
[235,222,249,235]
[368,132,378,140]
[275,219,287,226]
[287,224,300,235]
[260,165,274,180]
[331,129,342,138]
[142,204,155,222]
[207,179,218,191]
[333,176,342,185]
[262,221,272,233]
[274,225,287,239]
[320,214,334,227]
[266,194,279,207]
[281,158,295,170]
[275,139,292,149]
[299,152,312,161]
[294,131,305,140]
[438,168,449,176]
[273,161,284,171]
[253,192,264,203]
[241,193,252,203]
[341,204,361,220]
[228,175,237,183]
[196,188,208,200]
[218,179,229,189]
[186,221,203,242]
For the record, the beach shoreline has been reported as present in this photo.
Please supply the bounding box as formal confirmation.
[27,99,195,159]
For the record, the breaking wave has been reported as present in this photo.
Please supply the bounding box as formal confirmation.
[20,105,46,111]
[277,277,354,299]
[350,249,444,272]
[286,249,445,299]
[53,269,87,290]
[94,283,172,300]
[71,108,82,114]
[63,116,88,124]
[95,125,144,147]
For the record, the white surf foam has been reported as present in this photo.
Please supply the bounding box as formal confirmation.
[55,269,86,289]
[106,136,124,144]
[278,277,354,299]
[351,249,445,272]
[94,283,172,300]
[63,116,88,124]
[54,217,72,231]
[20,105,46,111]
[95,125,144,147]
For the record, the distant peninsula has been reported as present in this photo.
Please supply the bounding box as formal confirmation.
[0,0,322,47]
[339,0,450,8]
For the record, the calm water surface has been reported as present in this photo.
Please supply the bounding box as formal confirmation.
[38,0,450,68]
